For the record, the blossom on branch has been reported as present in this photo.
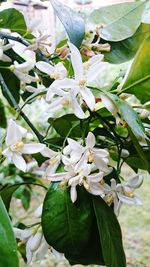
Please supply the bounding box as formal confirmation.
[2,119,45,172]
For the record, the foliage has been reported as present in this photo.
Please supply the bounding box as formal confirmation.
[0,0,149,266]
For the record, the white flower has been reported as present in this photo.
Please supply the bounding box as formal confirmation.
[36,61,67,80]
[46,87,86,119]
[0,39,13,62]
[10,60,39,84]
[41,147,62,175]
[101,93,121,124]
[103,175,142,216]
[2,119,45,172]
[45,42,102,118]
[13,226,49,264]
[63,132,111,174]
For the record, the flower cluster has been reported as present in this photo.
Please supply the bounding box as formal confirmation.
[13,205,63,263]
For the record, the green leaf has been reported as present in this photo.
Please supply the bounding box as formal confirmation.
[90,2,146,41]
[103,23,150,64]
[42,184,104,265]
[0,184,21,211]
[121,35,150,103]
[0,99,7,128]
[0,8,27,36]
[0,197,19,267]
[50,0,85,47]
[128,129,149,172]
[92,196,126,267]
[48,114,80,137]
[0,68,20,105]
[111,94,147,139]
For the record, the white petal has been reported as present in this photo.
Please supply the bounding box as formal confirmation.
[87,62,108,84]
[2,54,12,62]
[51,247,63,259]
[86,132,95,148]
[21,143,45,154]
[29,232,43,252]
[35,239,49,261]
[2,148,13,159]
[94,155,110,173]
[40,147,58,158]
[80,86,95,111]
[6,119,22,146]
[34,204,43,218]
[67,138,83,151]
[127,175,143,189]
[49,78,76,91]
[36,61,54,75]
[71,95,86,119]
[12,153,27,172]
[68,42,83,81]
[70,185,77,203]
[14,60,35,71]
[47,172,68,181]
[101,94,118,115]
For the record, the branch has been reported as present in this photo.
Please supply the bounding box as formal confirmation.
[0,73,44,143]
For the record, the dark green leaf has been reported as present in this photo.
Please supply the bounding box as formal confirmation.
[92,196,126,267]
[0,8,27,36]
[90,2,146,41]
[50,0,85,47]
[103,23,150,64]
[42,184,104,265]
[121,35,150,103]
[0,184,21,211]
[48,114,81,137]
[0,197,19,267]
[0,99,7,128]
[1,68,20,105]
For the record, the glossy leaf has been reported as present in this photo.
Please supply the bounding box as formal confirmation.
[121,36,150,103]
[92,196,126,267]
[0,184,21,211]
[50,0,85,47]
[42,184,104,265]
[48,114,81,137]
[103,23,150,64]
[0,8,27,36]
[0,197,19,267]
[90,1,146,41]
[111,94,147,139]
[0,99,7,128]
[1,68,20,105]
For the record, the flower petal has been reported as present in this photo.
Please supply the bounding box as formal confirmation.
[68,42,83,81]
[12,153,27,172]
[80,86,95,111]
[86,132,95,148]
[36,61,54,75]
[21,143,45,154]
[6,119,22,146]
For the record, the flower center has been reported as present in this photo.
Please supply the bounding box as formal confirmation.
[88,152,95,163]
[62,99,70,106]
[10,141,24,152]
[50,71,60,80]
[79,79,87,87]
[105,194,113,205]
[124,190,134,198]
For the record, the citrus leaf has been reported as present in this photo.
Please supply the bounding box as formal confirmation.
[92,196,126,267]
[121,35,150,103]
[0,99,7,128]
[0,8,27,36]
[103,23,150,64]
[50,0,85,47]
[90,2,146,41]
[42,184,104,264]
[0,184,21,211]
[111,94,147,139]
[0,197,19,267]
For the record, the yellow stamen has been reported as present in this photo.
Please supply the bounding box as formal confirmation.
[10,141,24,151]
[79,79,87,87]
